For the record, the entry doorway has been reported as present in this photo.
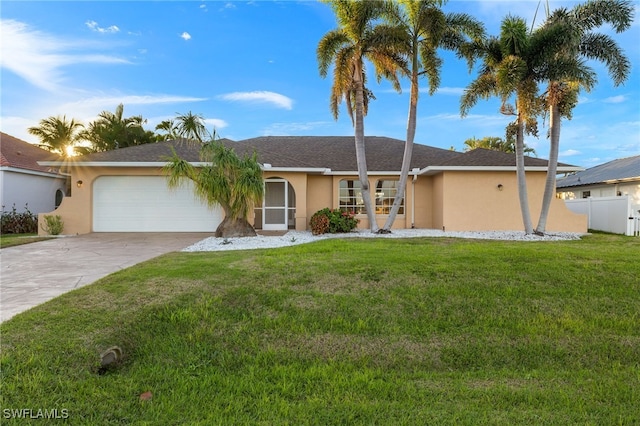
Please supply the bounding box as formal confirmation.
[261,178,296,231]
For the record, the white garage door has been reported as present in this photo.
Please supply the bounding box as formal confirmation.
[93,176,222,232]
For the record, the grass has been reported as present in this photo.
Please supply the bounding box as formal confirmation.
[1,234,639,424]
[0,233,53,248]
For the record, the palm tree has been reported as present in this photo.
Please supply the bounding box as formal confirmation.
[535,0,633,234]
[163,136,264,238]
[464,133,536,155]
[155,119,179,141]
[174,111,210,143]
[461,15,562,234]
[27,115,85,157]
[381,0,484,232]
[317,0,405,232]
[81,104,156,152]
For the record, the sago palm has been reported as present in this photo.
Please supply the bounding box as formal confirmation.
[317,0,405,232]
[535,0,633,234]
[381,0,484,232]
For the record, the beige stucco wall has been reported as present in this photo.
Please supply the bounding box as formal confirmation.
[39,165,587,235]
[436,171,587,233]
[38,166,168,235]
[408,176,434,229]
[307,175,333,224]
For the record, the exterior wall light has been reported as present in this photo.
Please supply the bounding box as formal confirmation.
[497,184,504,191]
[76,180,83,188]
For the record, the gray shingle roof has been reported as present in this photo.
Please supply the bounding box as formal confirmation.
[66,136,462,171]
[557,155,640,188]
[440,148,571,168]
[232,136,461,170]
[60,136,571,172]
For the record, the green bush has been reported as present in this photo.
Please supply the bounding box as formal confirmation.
[1,204,38,234]
[43,215,64,235]
[310,208,359,235]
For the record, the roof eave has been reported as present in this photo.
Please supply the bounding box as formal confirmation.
[1,166,68,178]
[418,165,584,175]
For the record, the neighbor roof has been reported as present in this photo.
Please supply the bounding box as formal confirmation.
[557,155,640,188]
[0,132,61,174]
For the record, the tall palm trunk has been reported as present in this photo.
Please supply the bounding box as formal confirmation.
[515,114,534,234]
[353,60,378,232]
[382,49,419,232]
[536,100,560,234]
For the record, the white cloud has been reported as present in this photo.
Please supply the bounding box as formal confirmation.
[180,32,192,41]
[0,19,129,92]
[219,91,293,110]
[435,87,465,95]
[261,121,332,135]
[425,113,506,123]
[59,94,208,111]
[54,94,207,123]
[603,95,626,104]
[577,96,592,105]
[204,118,228,130]
[560,149,581,157]
[85,20,120,34]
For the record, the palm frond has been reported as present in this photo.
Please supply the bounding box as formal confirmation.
[579,32,630,86]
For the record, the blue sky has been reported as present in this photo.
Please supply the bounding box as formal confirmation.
[1,0,638,168]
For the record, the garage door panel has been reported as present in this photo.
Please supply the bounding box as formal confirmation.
[93,176,221,232]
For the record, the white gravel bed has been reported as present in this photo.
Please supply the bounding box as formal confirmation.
[182,229,585,252]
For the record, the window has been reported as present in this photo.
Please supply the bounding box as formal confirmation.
[582,191,591,199]
[339,180,365,214]
[338,179,404,215]
[374,180,403,215]
[55,189,64,209]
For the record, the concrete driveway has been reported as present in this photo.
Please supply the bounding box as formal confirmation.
[0,233,210,323]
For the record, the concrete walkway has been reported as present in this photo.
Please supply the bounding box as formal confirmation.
[0,233,210,323]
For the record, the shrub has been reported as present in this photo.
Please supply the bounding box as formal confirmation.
[310,209,330,235]
[310,208,359,235]
[43,215,64,235]
[1,204,38,234]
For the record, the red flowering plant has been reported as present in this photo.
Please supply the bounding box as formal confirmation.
[310,208,359,235]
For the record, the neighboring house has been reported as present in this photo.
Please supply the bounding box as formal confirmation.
[556,155,640,236]
[37,136,587,235]
[0,132,67,215]
[556,155,640,204]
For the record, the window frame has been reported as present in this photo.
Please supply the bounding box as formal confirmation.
[338,179,404,216]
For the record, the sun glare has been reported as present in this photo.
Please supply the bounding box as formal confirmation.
[65,146,77,157]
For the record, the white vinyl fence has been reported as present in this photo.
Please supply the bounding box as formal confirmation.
[564,195,640,236]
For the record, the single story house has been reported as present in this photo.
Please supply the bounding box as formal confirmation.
[37,136,587,235]
[556,155,640,205]
[0,132,67,215]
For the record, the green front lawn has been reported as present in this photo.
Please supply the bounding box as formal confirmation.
[0,233,52,248]
[1,234,638,424]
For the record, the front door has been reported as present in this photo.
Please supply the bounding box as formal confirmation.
[263,179,288,231]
